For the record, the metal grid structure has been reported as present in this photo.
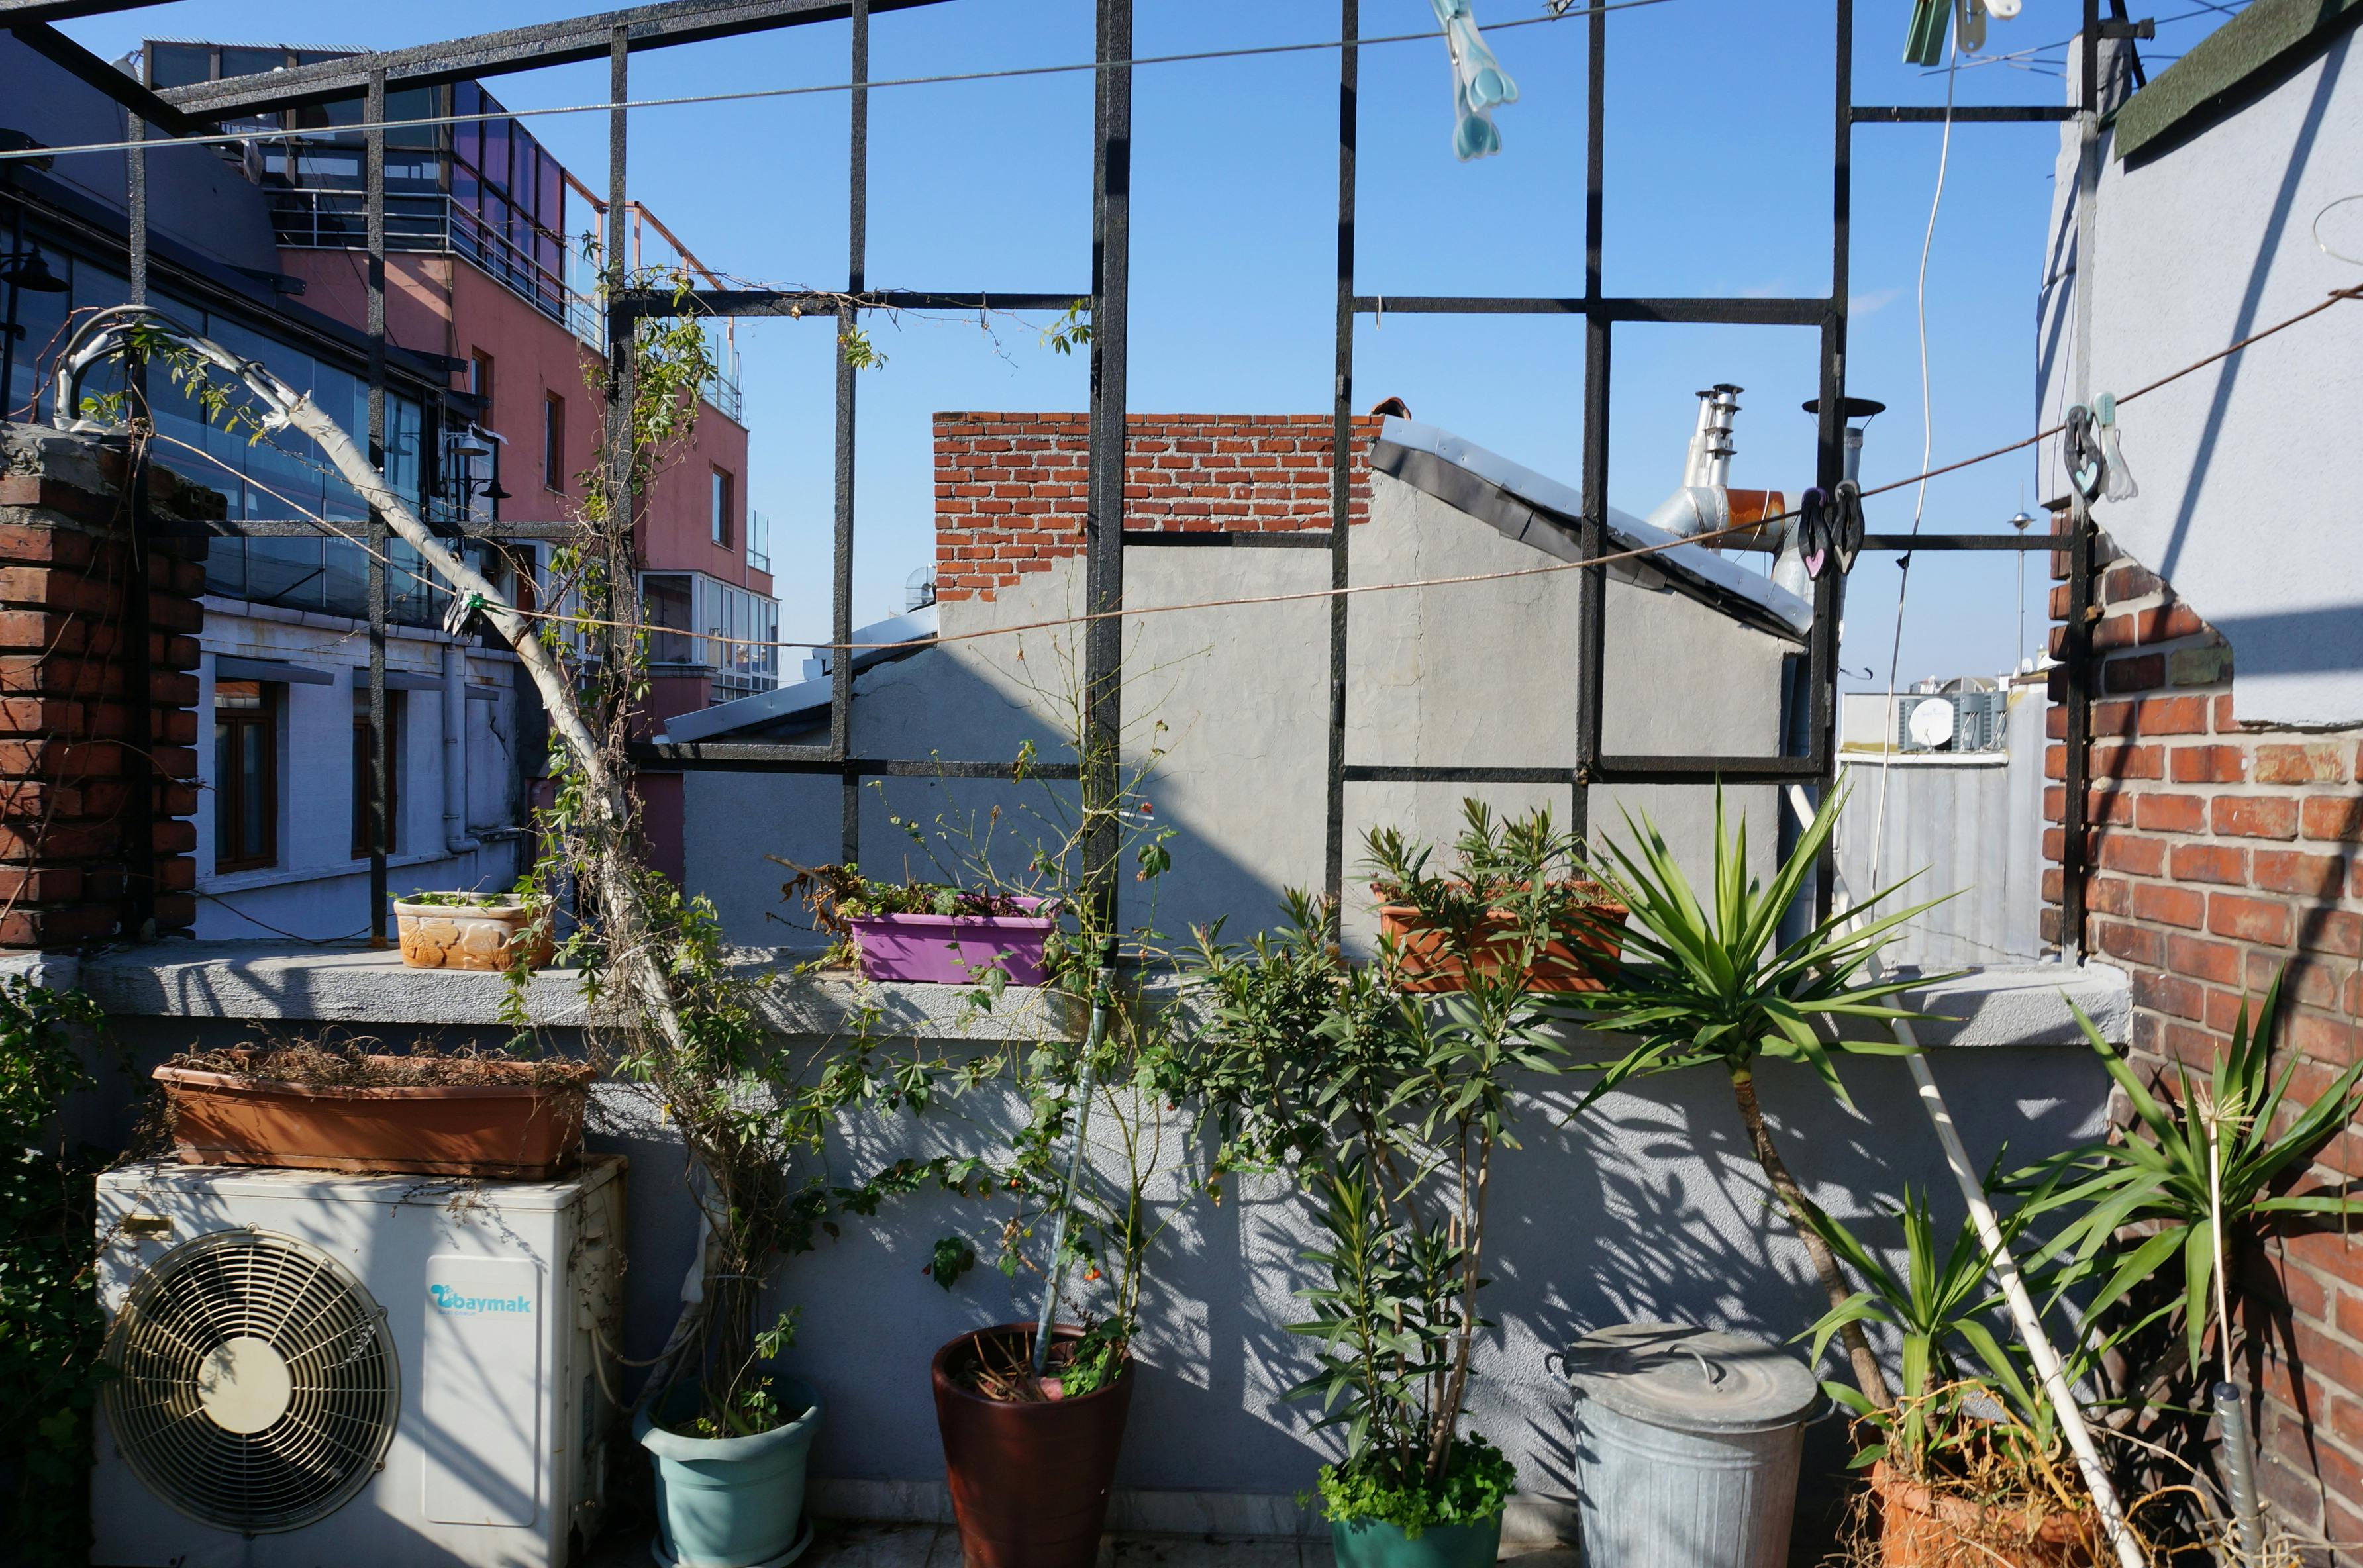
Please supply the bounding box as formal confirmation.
[2,0,2122,953]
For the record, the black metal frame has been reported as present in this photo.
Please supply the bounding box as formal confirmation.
[11,0,2112,949]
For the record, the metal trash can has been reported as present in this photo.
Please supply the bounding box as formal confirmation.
[1566,1321,1823,1568]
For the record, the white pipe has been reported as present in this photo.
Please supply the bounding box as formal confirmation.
[442,635,480,857]
[1790,784,2146,1568]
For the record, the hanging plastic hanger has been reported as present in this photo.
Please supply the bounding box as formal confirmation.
[1431,0,1517,161]
[2094,392,2138,502]
[1956,0,1987,55]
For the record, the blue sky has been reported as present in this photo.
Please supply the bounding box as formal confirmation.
[67,1,2247,691]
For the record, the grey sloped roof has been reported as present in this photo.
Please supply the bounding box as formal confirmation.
[1371,417,1812,644]
[661,607,936,742]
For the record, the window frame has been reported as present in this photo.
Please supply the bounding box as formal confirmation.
[213,682,279,873]
[711,466,734,550]
[542,391,565,492]
[352,691,403,859]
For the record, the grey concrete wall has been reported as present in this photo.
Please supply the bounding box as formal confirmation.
[2037,31,2363,726]
[1835,687,2050,969]
[51,946,2126,1544]
[687,471,1791,955]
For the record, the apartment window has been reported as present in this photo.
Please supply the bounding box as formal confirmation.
[469,350,495,413]
[542,393,564,491]
[711,467,734,550]
[642,573,695,665]
[213,681,277,872]
[352,691,403,858]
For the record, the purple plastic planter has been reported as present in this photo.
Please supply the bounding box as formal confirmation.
[846,899,1059,986]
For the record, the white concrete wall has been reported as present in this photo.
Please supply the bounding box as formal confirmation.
[687,471,1791,951]
[194,605,528,939]
[2038,31,2363,726]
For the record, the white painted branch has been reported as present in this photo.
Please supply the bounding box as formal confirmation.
[1790,784,2146,1568]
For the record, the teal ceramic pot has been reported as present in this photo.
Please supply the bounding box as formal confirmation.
[634,1376,822,1568]
[1329,1512,1505,1568]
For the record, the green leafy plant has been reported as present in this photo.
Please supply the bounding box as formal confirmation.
[0,979,111,1567]
[1313,1433,1517,1540]
[1800,1185,2055,1475]
[1552,787,1952,1408]
[1186,803,1570,1520]
[2019,973,2363,1388]
[1364,799,1617,944]
[399,887,534,908]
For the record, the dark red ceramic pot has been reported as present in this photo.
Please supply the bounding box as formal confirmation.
[931,1322,1134,1568]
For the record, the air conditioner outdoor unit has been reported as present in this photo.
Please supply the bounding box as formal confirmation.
[1897,690,2007,753]
[92,1157,627,1568]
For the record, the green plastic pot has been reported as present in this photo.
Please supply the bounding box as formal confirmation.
[634,1375,822,1568]
[1329,1512,1505,1568]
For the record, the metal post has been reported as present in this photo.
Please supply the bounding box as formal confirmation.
[2061,0,2103,962]
[3,172,23,420]
[1082,0,1132,934]
[834,0,868,865]
[1813,0,1855,926]
[123,111,157,936]
[1325,0,1356,918]
[1572,0,1609,848]
[366,68,391,946]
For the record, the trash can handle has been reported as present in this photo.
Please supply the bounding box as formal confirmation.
[1684,1348,1723,1386]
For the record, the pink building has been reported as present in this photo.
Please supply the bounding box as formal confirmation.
[145,42,778,879]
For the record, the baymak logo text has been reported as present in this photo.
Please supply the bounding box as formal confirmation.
[428,1283,533,1316]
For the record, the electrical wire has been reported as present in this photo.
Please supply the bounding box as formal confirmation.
[1867,23,1963,895]
[191,889,374,945]
[0,0,1670,166]
[130,273,2363,662]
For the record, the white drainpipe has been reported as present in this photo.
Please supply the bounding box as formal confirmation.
[442,643,479,856]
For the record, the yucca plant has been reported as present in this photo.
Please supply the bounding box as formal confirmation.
[1800,1184,2055,1471]
[1554,786,1954,1408]
[2018,973,2363,1383]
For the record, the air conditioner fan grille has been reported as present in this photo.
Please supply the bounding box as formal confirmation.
[103,1228,397,1534]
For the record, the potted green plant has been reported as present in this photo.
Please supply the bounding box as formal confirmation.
[777,862,1061,985]
[633,1314,823,1568]
[1552,787,1948,1412]
[1798,1191,2104,1567]
[1186,802,1574,1567]
[393,886,554,971]
[1364,801,1625,993]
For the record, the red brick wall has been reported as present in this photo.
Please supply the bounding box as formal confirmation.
[932,413,1381,601]
[0,432,212,948]
[2042,526,2363,1554]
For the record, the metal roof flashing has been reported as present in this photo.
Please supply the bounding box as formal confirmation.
[1370,417,1814,644]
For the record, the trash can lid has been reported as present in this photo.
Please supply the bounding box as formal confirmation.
[1565,1322,1822,1435]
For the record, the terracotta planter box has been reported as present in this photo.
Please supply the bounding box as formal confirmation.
[154,1057,596,1179]
[393,899,554,971]
[1377,896,1627,994]
[1871,1459,2100,1567]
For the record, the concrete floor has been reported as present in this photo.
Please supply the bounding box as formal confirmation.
[591,1520,1582,1567]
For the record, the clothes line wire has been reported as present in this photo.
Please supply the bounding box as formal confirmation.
[142,277,2362,659]
[0,0,1670,165]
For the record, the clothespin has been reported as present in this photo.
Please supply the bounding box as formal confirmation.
[1904,0,1950,65]
[2093,393,2138,502]
[444,589,486,637]
[1430,0,1518,162]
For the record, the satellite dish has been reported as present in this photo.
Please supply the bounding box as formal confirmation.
[1908,697,1957,750]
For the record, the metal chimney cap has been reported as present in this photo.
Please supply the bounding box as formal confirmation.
[1802,396,1887,420]
[1565,1322,1821,1434]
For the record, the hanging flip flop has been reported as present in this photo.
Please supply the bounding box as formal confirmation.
[1833,480,1866,575]
[2063,404,2109,503]
[1797,487,1833,579]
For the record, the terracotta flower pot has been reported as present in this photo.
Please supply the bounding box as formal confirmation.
[393,899,556,971]
[1870,1459,2101,1567]
[1377,893,1627,994]
[154,1057,595,1179]
[931,1324,1134,1568]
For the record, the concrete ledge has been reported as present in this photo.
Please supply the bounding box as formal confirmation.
[46,941,1083,1043]
[9,946,2126,1050]
[1829,963,2130,1048]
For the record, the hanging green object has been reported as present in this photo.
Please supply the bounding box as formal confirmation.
[1903,0,1950,65]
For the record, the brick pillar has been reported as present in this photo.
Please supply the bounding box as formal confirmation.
[2042,522,2363,1558]
[0,426,213,948]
